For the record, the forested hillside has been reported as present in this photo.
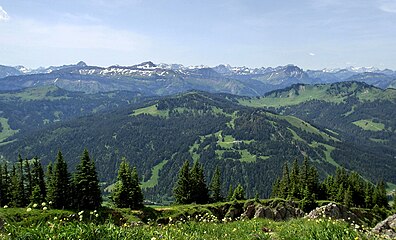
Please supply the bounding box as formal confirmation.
[0,84,395,202]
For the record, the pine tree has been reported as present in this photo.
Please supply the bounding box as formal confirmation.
[112,158,143,209]
[190,161,209,204]
[373,180,388,208]
[227,184,233,201]
[46,163,55,204]
[24,158,33,201]
[17,155,26,206]
[30,158,46,204]
[0,163,11,206]
[209,166,222,202]
[73,149,102,210]
[232,183,245,200]
[344,186,353,208]
[364,182,373,209]
[47,151,71,209]
[289,159,300,199]
[278,162,290,199]
[173,160,191,204]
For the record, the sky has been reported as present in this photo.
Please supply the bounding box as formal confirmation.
[0,0,396,70]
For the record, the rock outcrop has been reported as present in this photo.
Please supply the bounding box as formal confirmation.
[241,200,304,221]
[306,203,360,224]
[372,214,396,239]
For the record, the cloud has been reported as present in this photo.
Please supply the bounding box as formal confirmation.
[0,6,10,22]
[0,19,150,51]
[378,0,396,13]
[309,53,316,56]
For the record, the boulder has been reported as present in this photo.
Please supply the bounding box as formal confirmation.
[254,202,304,221]
[307,203,360,224]
[372,214,396,239]
[241,204,256,219]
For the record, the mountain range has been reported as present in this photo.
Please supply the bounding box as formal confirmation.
[1,61,395,96]
[0,80,394,202]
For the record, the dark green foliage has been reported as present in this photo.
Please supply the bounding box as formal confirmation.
[112,158,143,209]
[173,160,209,204]
[232,184,246,201]
[174,160,191,204]
[209,166,223,202]
[30,158,46,205]
[227,185,233,201]
[373,180,388,208]
[46,151,71,209]
[190,162,209,204]
[72,149,102,210]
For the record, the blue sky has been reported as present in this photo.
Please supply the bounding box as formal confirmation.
[0,0,396,69]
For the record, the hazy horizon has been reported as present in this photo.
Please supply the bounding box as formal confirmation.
[1,0,396,69]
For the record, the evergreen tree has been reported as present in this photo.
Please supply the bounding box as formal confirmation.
[30,158,46,204]
[344,186,353,208]
[173,160,191,204]
[364,183,374,209]
[24,158,33,202]
[227,184,233,201]
[0,163,11,206]
[190,161,209,204]
[47,151,71,209]
[17,155,26,206]
[112,158,143,209]
[278,162,290,199]
[373,180,388,208]
[209,166,222,202]
[232,183,245,200]
[45,163,55,204]
[73,149,102,210]
[289,159,300,199]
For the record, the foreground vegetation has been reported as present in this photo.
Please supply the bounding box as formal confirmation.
[0,207,386,240]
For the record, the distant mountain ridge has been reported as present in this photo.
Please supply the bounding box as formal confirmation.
[0,61,395,96]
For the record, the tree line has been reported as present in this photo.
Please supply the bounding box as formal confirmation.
[0,150,143,210]
[271,157,389,211]
[173,160,246,204]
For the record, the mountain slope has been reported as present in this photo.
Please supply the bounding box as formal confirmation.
[0,90,394,202]
[2,61,394,96]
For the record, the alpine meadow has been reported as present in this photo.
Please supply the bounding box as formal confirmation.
[1,0,396,239]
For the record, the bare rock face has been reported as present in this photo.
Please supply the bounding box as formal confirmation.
[307,203,360,223]
[252,202,304,221]
[372,214,396,239]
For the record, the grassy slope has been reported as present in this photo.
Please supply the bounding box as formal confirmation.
[353,119,386,132]
[0,86,69,101]
[141,160,169,189]
[0,205,383,240]
[0,118,19,143]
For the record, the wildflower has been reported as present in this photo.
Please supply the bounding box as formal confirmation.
[233,228,237,232]
[43,207,47,210]
[41,202,46,206]
[95,214,99,218]
[33,203,38,208]
[3,205,8,209]
[54,217,58,220]
[90,211,94,215]
[26,207,32,212]
[49,201,53,205]
[78,211,84,215]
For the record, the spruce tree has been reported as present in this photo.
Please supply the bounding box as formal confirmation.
[227,184,234,201]
[73,149,102,210]
[31,158,46,204]
[344,186,353,208]
[173,160,191,204]
[278,163,290,199]
[232,183,245,200]
[190,161,209,204]
[0,163,11,206]
[112,158,143,209]
[209,166,222,202]
[24,158,33,202]
[373,180,388,208]
[47,151,71,209]
[17,155,26,206]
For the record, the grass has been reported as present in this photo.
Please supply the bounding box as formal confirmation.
[0,211,381,240]
[130,105,169,118]
[141,160,169,189]
[0,117,19,143]
[276,115,339,142]
[353,119,386,132]
[0,86,69,101]
[309,142,340,168]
